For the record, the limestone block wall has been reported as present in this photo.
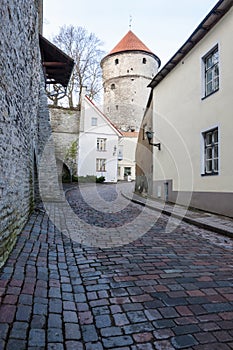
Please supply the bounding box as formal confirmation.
[49,107,80,175]
[0,0,52,267]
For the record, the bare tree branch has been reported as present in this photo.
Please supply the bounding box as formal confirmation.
[51,25,105,108]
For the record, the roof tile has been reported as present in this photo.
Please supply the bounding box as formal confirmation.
[108,30,153,55]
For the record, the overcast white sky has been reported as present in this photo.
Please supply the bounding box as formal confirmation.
[43,0,218,67]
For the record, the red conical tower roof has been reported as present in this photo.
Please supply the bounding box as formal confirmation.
[108,30,153,56]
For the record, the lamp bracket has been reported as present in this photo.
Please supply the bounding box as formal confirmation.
[145,131,161,150]
[148,140,161,150]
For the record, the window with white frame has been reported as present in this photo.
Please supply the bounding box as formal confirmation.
[97,138,106,151]
[203,46,219,97]
[91,117,97,126]
[203,128,218,175]
[96,158,106,172]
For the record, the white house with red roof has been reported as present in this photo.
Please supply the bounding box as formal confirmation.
[78,93,122,183]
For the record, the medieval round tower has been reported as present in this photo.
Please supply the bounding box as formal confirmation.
[101,30,161,132]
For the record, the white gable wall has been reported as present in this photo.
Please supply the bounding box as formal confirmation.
[78,98,119,182]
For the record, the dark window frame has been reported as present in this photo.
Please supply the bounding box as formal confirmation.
[96,158,106,172]
[203,46,219,98]
[202,127,219,176]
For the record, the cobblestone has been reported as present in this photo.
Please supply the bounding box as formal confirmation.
[0,183,233,349]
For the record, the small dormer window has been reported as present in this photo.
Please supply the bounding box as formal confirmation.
[143,58,147,64]
[91,117,97,126]
[111,83,115,90]
[115,59,119,65]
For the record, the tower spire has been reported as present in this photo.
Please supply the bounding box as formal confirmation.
[129,15,132,30]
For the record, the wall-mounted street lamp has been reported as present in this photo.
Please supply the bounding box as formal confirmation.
[145,131,161,150]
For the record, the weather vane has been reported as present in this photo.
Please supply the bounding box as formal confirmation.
[129,15,132,30]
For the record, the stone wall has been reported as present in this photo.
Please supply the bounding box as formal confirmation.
[0,0,51,267]
[102,52,159,131]
[49,107,80,179]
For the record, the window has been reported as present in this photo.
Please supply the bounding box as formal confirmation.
[124,167,131,176]
[203,128,218,175]
[143,58,147,64]
[97,138,106,151]
[203,46,219,97]
[118,147,123,160]
[142,124,147,140]
[91,117,97,126]
[111,83,115,90]
[115,58,119,65]
[96,158,106,172]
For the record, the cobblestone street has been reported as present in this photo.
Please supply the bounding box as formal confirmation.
[0,183,233,350]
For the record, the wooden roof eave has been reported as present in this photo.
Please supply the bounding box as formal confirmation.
[39,35,75,88]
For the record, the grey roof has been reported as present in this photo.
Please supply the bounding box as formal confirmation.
[149,0,233,89]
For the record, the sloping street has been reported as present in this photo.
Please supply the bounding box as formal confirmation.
[0,183,233,350]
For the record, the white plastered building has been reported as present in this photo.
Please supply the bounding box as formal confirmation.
[78,95,122,183]
[139,0,233,217]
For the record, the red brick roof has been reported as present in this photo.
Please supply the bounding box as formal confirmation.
[108,30,153,55]
[122,131,139,138]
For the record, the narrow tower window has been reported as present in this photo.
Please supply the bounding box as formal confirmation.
[115,58,119,65]
[143,58,147,64]
[111,83,115,90]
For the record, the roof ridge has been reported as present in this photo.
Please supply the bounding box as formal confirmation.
[84,96,123,136]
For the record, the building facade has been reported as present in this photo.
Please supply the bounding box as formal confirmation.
[135,93,154,194]
[136,0,233,217]
[118,132,138,181]
[78,95,122,183]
